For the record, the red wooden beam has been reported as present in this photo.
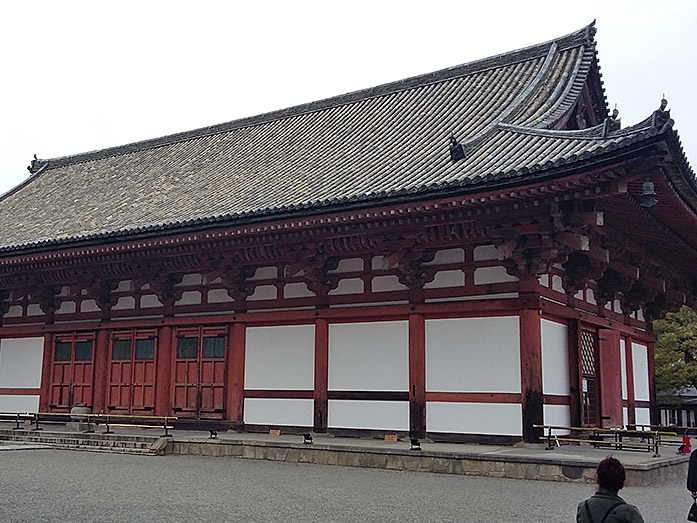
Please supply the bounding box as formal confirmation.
[519,308,543,442]
[92,329,110,414]
[226,323,246,422]
[155,326,174,417]
[39,333,54,412]
[408,314,426,438]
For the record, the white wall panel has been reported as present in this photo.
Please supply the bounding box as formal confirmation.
[0,337,44,388]
[543,405,571,435]
[426,402,522,435]
[371,275,407,293]
[473,266,518,284]
[423,248,465,265]
[541,319,569,396]
[245,325,315,390]
[423,270,465,289]
[632,343,650,401]
[207,289,233,304]
[426,317,520,393]
[283,283,315,299]
[620,339,628,400]
[329,321,408,391]
[243,398,313,426]
[328,400,409,431]
[635,407,651,427]
[247,285,277,301]
[329,278,364,295]
[623,407,629,428]
[0,394,39,413]
[473,244,504,261]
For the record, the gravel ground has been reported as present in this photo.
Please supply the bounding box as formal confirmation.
[0,449,688,522]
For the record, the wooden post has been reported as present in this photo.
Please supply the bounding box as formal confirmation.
[567,319,581,428]
[92,329,110,413]
[408,314,426,438]
[39,333,54,412]
[155,325,174,417]
[598,329,622,428]
[226,322,246,422]
[647,340,657,426]
[624,336,636,426]
[520,308,543,442]
[313,319,328,432]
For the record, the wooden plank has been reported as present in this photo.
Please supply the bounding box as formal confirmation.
[425,392,522,403]
[39,333,54,412]
[567,319,582,427]
[313,319,328,432]
[624,336,636,427]
[245,390,314,399]
[92,329,110,414]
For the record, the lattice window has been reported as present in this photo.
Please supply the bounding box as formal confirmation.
[580,330,596,375]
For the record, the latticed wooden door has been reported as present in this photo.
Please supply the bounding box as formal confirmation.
[108,329,157,414]
[50,333,95,411]
[580,329,599,427]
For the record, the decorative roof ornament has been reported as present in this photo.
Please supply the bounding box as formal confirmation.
[449,135,465,162]
[651,95,672,129]
[601,104,621,137]
[27,154,49,175]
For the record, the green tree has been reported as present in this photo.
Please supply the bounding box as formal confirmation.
[653,306,697,401]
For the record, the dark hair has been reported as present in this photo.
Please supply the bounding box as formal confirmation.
[596,456,626,492]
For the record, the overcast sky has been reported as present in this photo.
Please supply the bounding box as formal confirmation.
[1,1,695,195]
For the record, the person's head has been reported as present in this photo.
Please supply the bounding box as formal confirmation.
[595,456,626,493]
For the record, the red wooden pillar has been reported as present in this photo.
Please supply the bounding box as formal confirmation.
[92,329,110,413]
[39,333,55,412]
[520,308,543,442]
[313,319,328,432]
[598,329,622,428]
[408,314,426,438]
[624,336,636,426]
[226,322,245,423]
[567,319,581,428]
[155,325,174,417]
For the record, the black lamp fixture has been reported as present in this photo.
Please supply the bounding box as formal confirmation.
[410,438,422,451]
[208,429,218,439]
[303,433,313,444]
[640,176,658,208]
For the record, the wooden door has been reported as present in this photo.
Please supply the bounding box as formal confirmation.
[172,326,227,419]
[598,329,623,428]
[50,334,95,411]
[580,328,599,427]
[108,330,157,414]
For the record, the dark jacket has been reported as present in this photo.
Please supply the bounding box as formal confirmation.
[688,449,697,492]
[576,492,644,523]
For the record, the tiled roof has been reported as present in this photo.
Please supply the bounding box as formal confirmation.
[0,23,693,253]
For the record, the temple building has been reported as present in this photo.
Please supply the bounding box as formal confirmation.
[0,23,695,442]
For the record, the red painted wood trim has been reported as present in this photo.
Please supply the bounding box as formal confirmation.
[39,333,54,412]
[0,387,41,395]
[313,319,328,432]
[155,326,173,417]
[92,329,109,414]
[635,400,651,409]
[425,392,522,403]
[543,394,571,406]
[328,391,409,401]
[408,314,426,437]
[520,307,543,442]
[227,323,246,422]
[245,390,314,399]
[624,336,636,426]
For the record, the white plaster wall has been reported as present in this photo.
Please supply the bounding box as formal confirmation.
[55,301,76,314]
[423,248,465,265]
[0,394,40,413]
[539,274,550,287]
[371,275,407,293]
[426,402,522,435]
[251,266,277,280]
[632,343,650,401]
[178,273,203,286]
[80,300,100,313]
[247,285,277,301]
[473,266,518,285]
[328,321,408,391]
[207,289,233,304]
[329,278,364,295]
[175,291,201,306]
[423,270,465,289]
[5,306,23,318]
[0,337,44,388]
[141,294,162,308]
[245,325,315,390]
[541,319,569,396]
[328,400,409,431]
[635,407,651,427]
[283,282,315,299]
[473,244,504,261]
[620,339,628,400]
[27,304,44,316]
[329,258,364,273]
[113,296,136,310]
[623,407,629,428]
[243,398,313,426]
[552,275,564,293]
[425,317,520,393]
[543,405,571,435]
